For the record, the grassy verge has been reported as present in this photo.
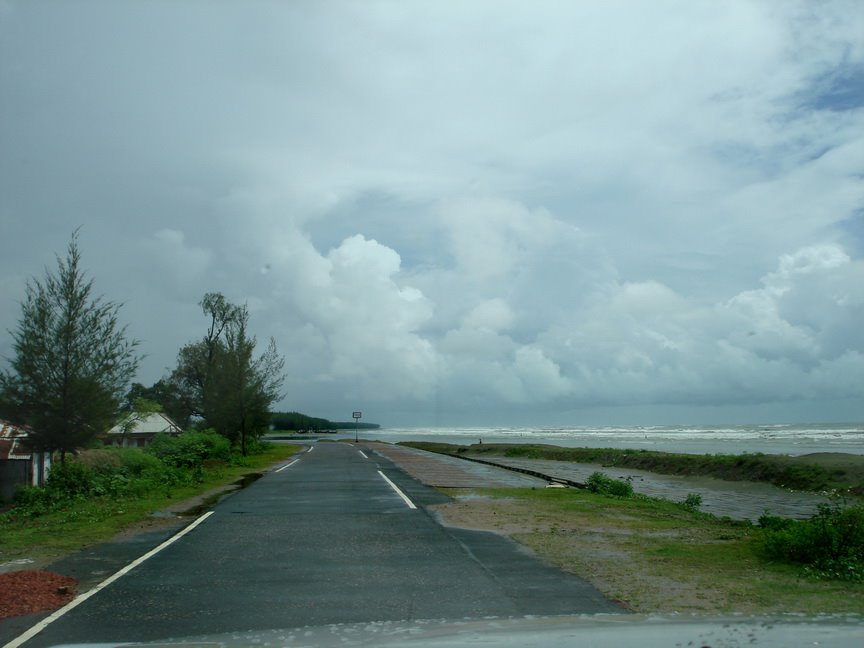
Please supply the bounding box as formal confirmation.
[0,443,301,565]
[434,486,864,614]
[404,441,864,494]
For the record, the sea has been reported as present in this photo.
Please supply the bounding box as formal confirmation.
[328,423,864,456]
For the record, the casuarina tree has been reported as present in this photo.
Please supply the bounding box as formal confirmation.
[168,292,285,454]
[0,231,140,460]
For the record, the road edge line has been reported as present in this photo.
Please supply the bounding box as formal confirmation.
[275,459,299,473]
[5,511,215,648]
[377,470,417,509]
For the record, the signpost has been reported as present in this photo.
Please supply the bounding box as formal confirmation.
[352,411,362,443]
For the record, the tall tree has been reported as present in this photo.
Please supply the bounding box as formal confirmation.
[168,293,284,454]
[165,292,241,426]
[0,232,140,460]
[212,308,285,455]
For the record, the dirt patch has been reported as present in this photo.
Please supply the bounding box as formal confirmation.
[107,512,187,541]
[432,495,560,535]
[431,495,727,612]
[514,528,729,613]
[0,570,77,619]
[431,491,864,615]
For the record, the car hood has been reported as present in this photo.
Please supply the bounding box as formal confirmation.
[52,613,864,648]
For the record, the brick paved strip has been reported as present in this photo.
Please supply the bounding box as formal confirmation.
[363,442,545,489]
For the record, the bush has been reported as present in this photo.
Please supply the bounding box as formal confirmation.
[46,460,95,497]
[115,448,164,477]
[244,437,273,455]
[147,430,231,468]
[587,472,634,498]
[681,492,703,512]
[9,461,95,517]
[760,501,864,581]
[74,449,123,472]
[12,484,61,515]
[4,432,242,520]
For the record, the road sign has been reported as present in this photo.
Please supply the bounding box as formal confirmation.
[352,412,362,442]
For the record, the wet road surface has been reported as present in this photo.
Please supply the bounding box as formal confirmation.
[11,442,619,647]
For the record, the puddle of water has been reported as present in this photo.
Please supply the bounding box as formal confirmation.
[0,558,34,574]
[153,472,265,518]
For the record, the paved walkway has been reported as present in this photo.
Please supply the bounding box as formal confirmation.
[368,443,834,521]
[363,442,546,488]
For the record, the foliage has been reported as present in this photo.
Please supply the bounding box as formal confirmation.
[681,492,703,511]
[114,397,164,442]
[0,231,140,459]
[11,460,115,516]
[759,502,864,581]
[271,411,337,432]
[241,437,274,456]
[4,433,278,520]
[267,412,382,432]
[166,293,285,454]
[126,380,191,429]
[586,471,634,497]
[0,444,301,562]
[146,430,231,468]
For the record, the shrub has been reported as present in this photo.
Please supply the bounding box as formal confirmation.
[74,449,123,472]
[760,501,864,581]
[758,512,794,531]
[681,492,703,512]
[45,460,95,497]
[587,472,634,498]
[4,433,238,519]
[244,437,273,455]
[115,448,164,476]
[10,460,96,516]
[147,430,231,468]
[12,484,60,515]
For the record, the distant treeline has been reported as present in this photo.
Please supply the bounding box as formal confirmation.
[270,411,380,432]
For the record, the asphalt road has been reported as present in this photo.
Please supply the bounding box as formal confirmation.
[12,442,621,646]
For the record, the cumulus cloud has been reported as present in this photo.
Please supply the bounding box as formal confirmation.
[1,1,863,424]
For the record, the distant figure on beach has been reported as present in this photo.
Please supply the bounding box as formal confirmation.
[478,438,482,445]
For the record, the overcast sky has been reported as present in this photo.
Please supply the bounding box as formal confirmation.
[1,1,863,427]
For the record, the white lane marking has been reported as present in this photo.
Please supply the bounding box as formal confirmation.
[377,470,417,509]
[5,511,215,648]
[307,445,314,452]
[275,459,299,473]
[358,450,368,459]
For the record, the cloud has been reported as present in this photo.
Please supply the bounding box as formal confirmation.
[2,1,863,424]
[137,229,213,297]
[258,231,436,406]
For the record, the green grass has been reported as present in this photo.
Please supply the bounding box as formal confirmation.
[405,441,864,495]
[0,443,301,563]
[440,486,864,614]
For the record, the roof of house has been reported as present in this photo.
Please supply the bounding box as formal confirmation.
[107,412,183,436]
[0,419,33,460]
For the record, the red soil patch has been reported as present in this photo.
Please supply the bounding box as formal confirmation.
[0,570,77,619]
